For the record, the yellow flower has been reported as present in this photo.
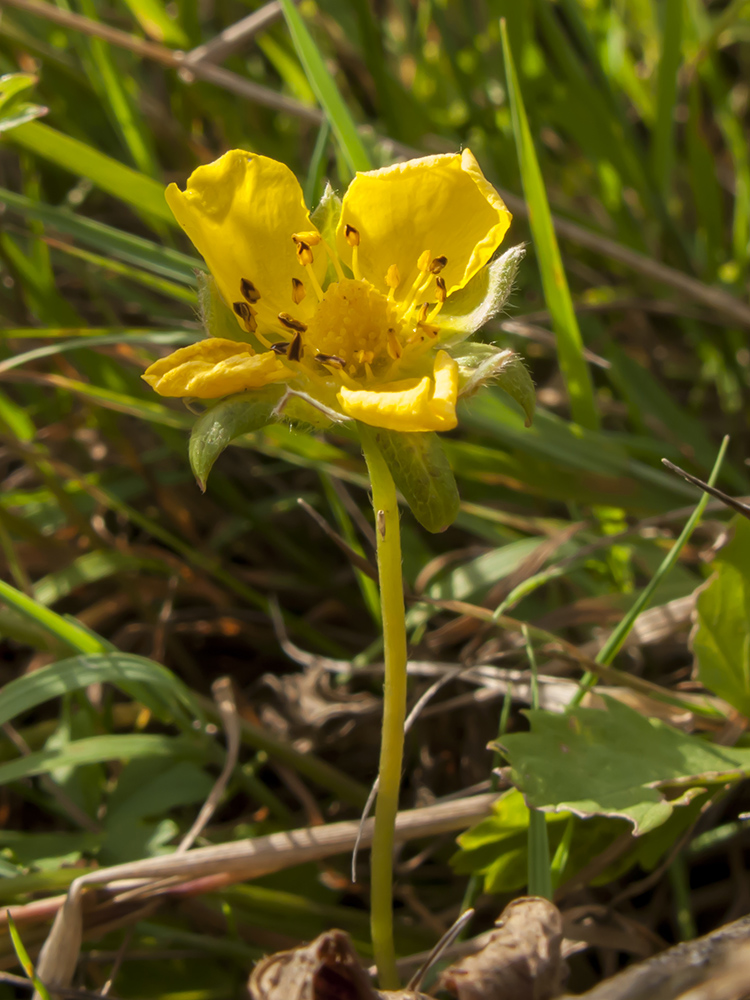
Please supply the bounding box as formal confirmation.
[143,149,512,432]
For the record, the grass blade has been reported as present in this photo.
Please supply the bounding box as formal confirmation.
[6,122,172,226]
[569,434,730,707]
[652,0,684,194]
[7,912,51,1000]
[279,0,371,175]
[499,19,599,430]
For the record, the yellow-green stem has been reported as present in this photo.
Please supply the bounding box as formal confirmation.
[359,424,407,990]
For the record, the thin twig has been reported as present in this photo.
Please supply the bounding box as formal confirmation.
[0,0,322,122]
[181,0,284,66]
[176,677,240,853]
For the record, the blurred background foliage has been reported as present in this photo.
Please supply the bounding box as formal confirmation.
[0,0,749,996]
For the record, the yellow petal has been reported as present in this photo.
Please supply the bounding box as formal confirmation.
[336,149,510,299]
[337,350,458,432]
[165,150,327,330]
[142,339,290,398]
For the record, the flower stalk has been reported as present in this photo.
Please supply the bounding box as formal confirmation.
[359,423,408,990]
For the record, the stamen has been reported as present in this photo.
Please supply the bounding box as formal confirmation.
[417,302,430,324]
[270,342,289,356]
[240,278,261,303]
[304,262,325,302]
[291,278,306,305]
[287,330,303,362]
[278,312,308,333]
[417,250,431,272]
[345,224,361,280]
[385,264,400,301]
[387,329,402,360]
[295,241,314,267]
[316,352,346,369]
[233,301,258,333]
[322,239,346,281]
[435,276,447,303]
[429,255,447,274]
[417,322,439,338]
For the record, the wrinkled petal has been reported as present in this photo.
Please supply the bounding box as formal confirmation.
[336,149,510,299]
[143,339,290,398]
[337,350,458,431]
[166,150,326,331]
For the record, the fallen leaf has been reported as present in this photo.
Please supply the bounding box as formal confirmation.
[440,897,566,1000]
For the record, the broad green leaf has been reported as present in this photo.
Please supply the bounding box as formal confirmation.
[438,245,526,344]
[279,0,371,175]
[368,429,460,533]
[310,182,342,245]
[692,517,750,716]
[189,390,284,490]
[499,698,750,835]
[7,122,173,226]
[428,537,544,601]
[500,20,598,430]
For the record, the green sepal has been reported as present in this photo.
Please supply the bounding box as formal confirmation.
[189,388,283,490]
[197,272,264,350]
[437,244,525,346]
[452,345,536,426]
[310,183,342,286]
[367,428,460,533]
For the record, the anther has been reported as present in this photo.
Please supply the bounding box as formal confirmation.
[233,301,258,332]
[344,224,360,247]
[385,264,400,289]
[435,276,447,303]
[316,352,346,368]
[417,322,439,339]
[295,241,314,266]
[270,342,289,356]
[417,302,430,324]
[429,255,447,274]
[291,278,306,305]
[240,278,261,303]
[292,231,321,246]
[287,331,303,362]
[278,312,308,333]
[417,250,431,271]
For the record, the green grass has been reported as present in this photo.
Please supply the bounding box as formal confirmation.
[0,0,749,995]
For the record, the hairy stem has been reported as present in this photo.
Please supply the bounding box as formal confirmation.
[359,424,407,990]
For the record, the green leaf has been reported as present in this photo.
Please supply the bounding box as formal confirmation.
[0,577,106,655]
[6,122,173,226]
[7,911,51,1000]
[279,0,371,175]
[0,73,37,110]
[310,182,342,244]
[438,245,526,344]
[500,20,599,431]
[498,697,750,835]
[367,428,460,533]
[692,517,750,716]
[189,390,284,490]
[0,104,47,133]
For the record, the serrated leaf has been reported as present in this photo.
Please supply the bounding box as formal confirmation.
[437,245,525,345]
[692,517,750,716]
[498,697,750,835]
[454,346,535,425]
[367,428,460,533]
[189,390,283,489]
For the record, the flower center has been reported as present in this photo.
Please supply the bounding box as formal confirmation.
[306,278,404,378]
